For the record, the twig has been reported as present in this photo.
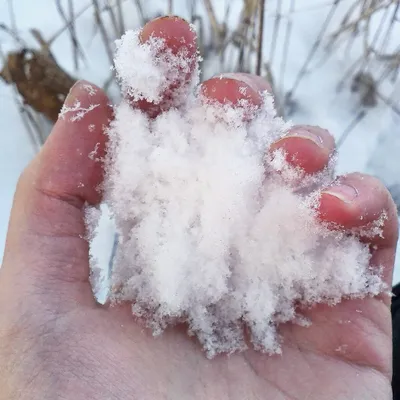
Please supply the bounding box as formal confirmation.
[330,0,400,90]
[7,0,17,35]
[379,0,399,54]
[55,0,86,69]
[20,105,44,151]
[92,0,114,67]
[284,0,340,15]
[376,90,400,117]
[132,0,146,25]
[103,71,116,92]
[168,0,173,15]
[248,2,258,72]
[48,3,93,45]
[336,110,367,148]
[203,0,219,36]
[235,0,258,72]
[342,0,364,26]
[105,2,120,39]
[279,0,295,94]
[329,0,392,45]
[370,3,391,49]
[217,2,229,72]
[116,0,126,36]
[336,55,363,91]
[256,0,265,76]
[361,2,391,73]
[269,0,282,67]
[343,28,358,60]
[188,0,198,22]
[68,0,79,70]
[375,44,400,85]
[0,23,26,46]
[30,29,53,59]
[340,1,364,58]
[203,0,224,48]
[286,0,341,100]
[68,0,80,70]
[108,232,119,285]
[375,48,400,63]
[24,107,48,145]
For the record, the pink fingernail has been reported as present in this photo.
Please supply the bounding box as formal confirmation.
[217,73,259,93]
[323,183,359,204]
[286,128,324,148]
[64,80,82,106]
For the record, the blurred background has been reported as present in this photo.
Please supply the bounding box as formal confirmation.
[0,0,399,282]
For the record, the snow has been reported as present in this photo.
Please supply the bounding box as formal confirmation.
[0,0,399,288]
[114,29,196,104]
[84,31,386,357]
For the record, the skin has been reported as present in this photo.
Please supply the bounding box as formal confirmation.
[0,16,397,400]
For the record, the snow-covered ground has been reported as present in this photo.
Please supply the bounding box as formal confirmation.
[1,0,399,284]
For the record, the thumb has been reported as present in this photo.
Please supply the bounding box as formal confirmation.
[1,80,112,305]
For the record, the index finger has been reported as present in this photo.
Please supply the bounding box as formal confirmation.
[130,16,198,117]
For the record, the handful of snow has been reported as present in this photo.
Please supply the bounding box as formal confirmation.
[88,29,385,358]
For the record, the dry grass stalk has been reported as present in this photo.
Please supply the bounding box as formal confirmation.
[7,0,17,34]
[19,105,45,150]
[104,0,127,38]
[55,0,86,70]
[377,90,400,117]
[0,22,25,46]
[116,0,126,35]
[48,3,93,46]
[336,109,366,148]
[279,0,295,94]
[92,0,114,66]
[286,0,341,107]
[203,0,226,50]
[256,0,265,75]
[235,0,258,72]
[268,0,282,67]
[132,0,146,25]
[328,0,399,108]
[329,0,394,46]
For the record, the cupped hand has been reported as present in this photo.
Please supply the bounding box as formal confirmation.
[0,16,397,400]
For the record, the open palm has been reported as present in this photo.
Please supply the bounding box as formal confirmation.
[0,17,396,400]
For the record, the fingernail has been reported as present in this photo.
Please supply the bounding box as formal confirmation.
[140,16,196,50]
[151,15,189,23]
[59,80,99,122]
[217,73,260,93]
[323,183,359,204]
[64,80,83,106]
[286,128,324,148]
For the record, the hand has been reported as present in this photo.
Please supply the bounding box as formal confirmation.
[0,17,397,400]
